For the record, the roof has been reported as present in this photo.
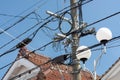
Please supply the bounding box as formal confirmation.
[2,58,40,80]
[100,57,120,80]
[3,47,100,80]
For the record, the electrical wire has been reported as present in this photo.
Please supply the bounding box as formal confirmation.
[0,21,41,49]
[0,6,120,71]
[41,28,54,39]
[64,0,93,13]
[1,10,120,72]
[0,17,58,56]
[0,28,34,50]
[5,2,88,43]
[67,11,120,36]
[0,35,67,71]
[92,44,120,52]
[0,46,17,58]
[0,22,51,57]
[0,13,42,20]
[87,11,120,27]
[58,11,73,34]
[0,41,55,71]
[0,14,53,50]
[0,0,92,36]
[0,0,91,49]
[1,34,120,79]
[1,26,120,78]
[44,25,59,31]
[0,12,34,35]
[33,12,43,21]
[1,0,120,78]
[0,0,47,28]
[0,38,32,58]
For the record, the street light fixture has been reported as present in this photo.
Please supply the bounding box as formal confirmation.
[96,27,112,45]
[76,46,91,70]
[96,27,112,53]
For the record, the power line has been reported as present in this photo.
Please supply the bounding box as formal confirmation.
[0,13,27,18]
[0,28,34,50]
[1,1,120,79]
[7,34,120,80]
[1,9,120,70]
[0,0,48,28]
[0,13,43,20]
[92,44,120,52]
[0,12,34,35]
[0,0,91,36]
[1,9,120,69]
[1,34,120,78]
[0,0,80,39]
[87,11,120,27]
[67,11,120,36]
[0,41,55,71]
[0,20,44,49]
[0,0,90,47]
[0,38,32,58]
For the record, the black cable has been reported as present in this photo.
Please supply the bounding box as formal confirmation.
[92,44,120,52]
[1,10,120,69]
[33,12,43,21]
[28,17,58,39]
[0,9,57,50]
[0,41,55,71]
[41,28,54,39]
[1,34,120,79]
[9,54,69,80]
[7,0,88,45]
[0,13,42,20]
[0,46,17,58]
[58,12,73,34]
[0,42,110,71]
[0,59,16,70]
[1,9,120,70]
[64,0,93,13]
[0,15,56,50]
[1,0,120,77]
[0,0,47,28]
[0,38,32,58]
[87,11,120,27]
[0,20,44,49]
[0,12,34,35]
[0,32,66,71]
[0,0,91,36]
[67,11,120,36]
[0,0,90,49]
[44,25,59,31]
[0,17,57,56]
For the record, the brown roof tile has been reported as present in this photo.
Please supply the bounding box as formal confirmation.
[18,47,99,80]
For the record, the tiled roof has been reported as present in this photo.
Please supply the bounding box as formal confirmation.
[18,47,99,80]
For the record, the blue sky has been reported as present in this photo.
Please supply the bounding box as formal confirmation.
[0,0,120,79]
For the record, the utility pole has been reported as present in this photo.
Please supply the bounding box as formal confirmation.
[47,0,82,79]
[70,0,81,80]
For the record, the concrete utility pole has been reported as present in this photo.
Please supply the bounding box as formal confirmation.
[70,0,81,80]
